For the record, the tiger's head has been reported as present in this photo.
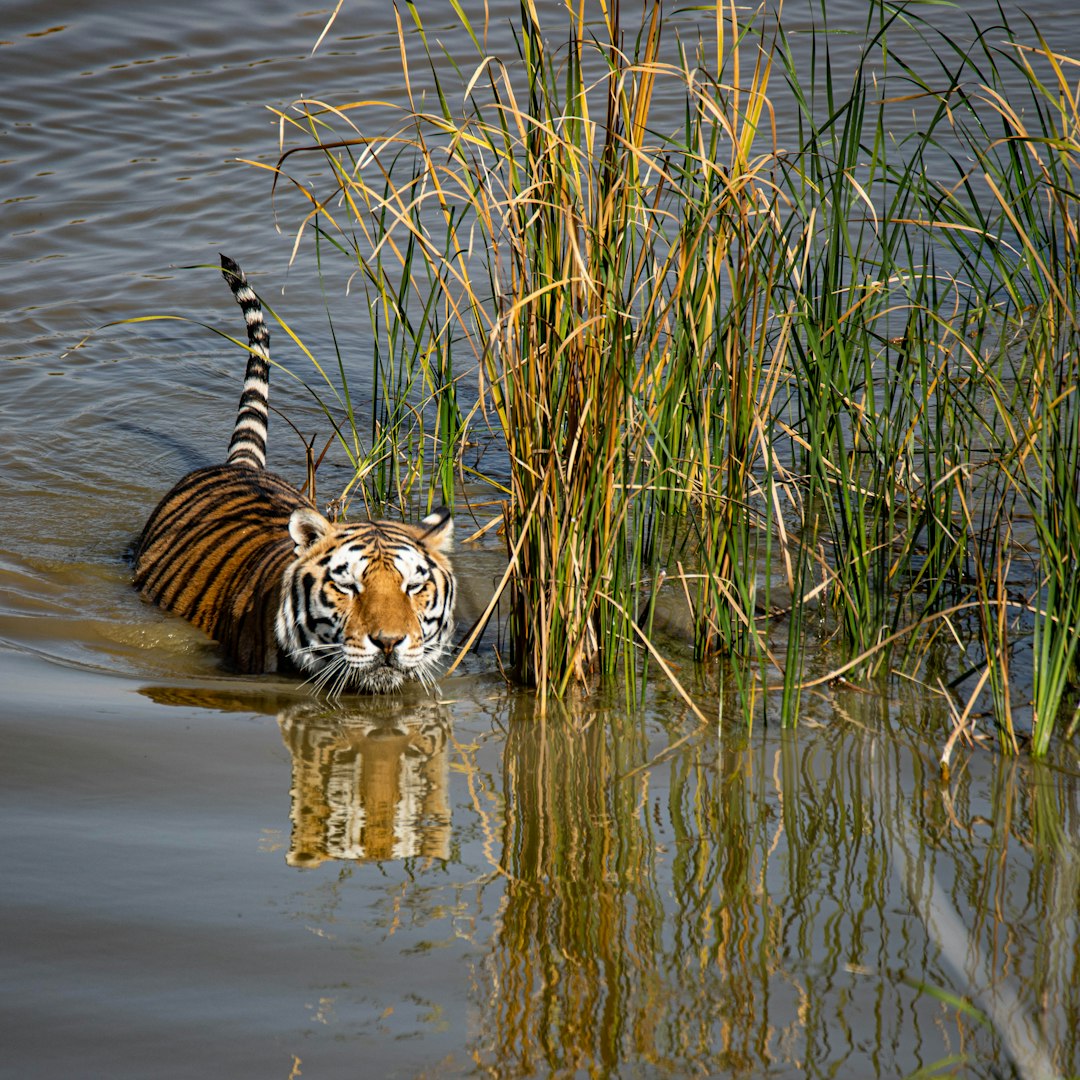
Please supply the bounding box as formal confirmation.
[275,507,455,695]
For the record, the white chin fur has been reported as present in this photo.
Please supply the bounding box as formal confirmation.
[350,666,408,693]
[290,648,424,695]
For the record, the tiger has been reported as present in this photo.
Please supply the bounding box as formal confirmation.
[133,254,455,695]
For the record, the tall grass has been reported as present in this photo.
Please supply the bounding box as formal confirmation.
[267,0,1080,754]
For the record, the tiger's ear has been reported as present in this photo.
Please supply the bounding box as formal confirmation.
[289,507,332,554]
[419,506,453,553]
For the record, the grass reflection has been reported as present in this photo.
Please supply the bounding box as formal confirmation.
[467,688,1079,1076]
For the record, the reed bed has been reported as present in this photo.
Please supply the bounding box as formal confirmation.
[265,0,1080,754]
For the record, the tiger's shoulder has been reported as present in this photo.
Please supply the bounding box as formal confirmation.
[134,463,313,674]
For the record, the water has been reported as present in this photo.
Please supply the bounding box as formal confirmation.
[2,2,1079,1077]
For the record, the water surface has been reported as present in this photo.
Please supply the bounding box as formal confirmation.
[2,2,1079,1077]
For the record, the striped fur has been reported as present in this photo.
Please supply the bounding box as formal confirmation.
[134,255,455,693]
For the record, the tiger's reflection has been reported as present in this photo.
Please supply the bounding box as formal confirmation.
[277,699,452,867]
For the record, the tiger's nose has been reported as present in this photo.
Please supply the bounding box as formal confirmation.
[369,631,405,656]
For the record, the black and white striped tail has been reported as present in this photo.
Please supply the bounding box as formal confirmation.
[220,254,270,470]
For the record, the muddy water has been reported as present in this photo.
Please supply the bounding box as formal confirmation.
[2,1,1079,1077]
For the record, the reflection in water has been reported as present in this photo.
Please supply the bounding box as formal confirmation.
[278,699,451,868]
[876,744,1063,1078]
[136,683,1078,1075]
[467,689,1080,1078]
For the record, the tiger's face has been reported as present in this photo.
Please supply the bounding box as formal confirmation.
[276,507,455,695]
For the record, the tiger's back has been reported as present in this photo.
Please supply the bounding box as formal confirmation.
[134,463,311,673]
[133,255,454,693]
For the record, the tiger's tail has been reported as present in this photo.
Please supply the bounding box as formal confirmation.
[220,254,270,470]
